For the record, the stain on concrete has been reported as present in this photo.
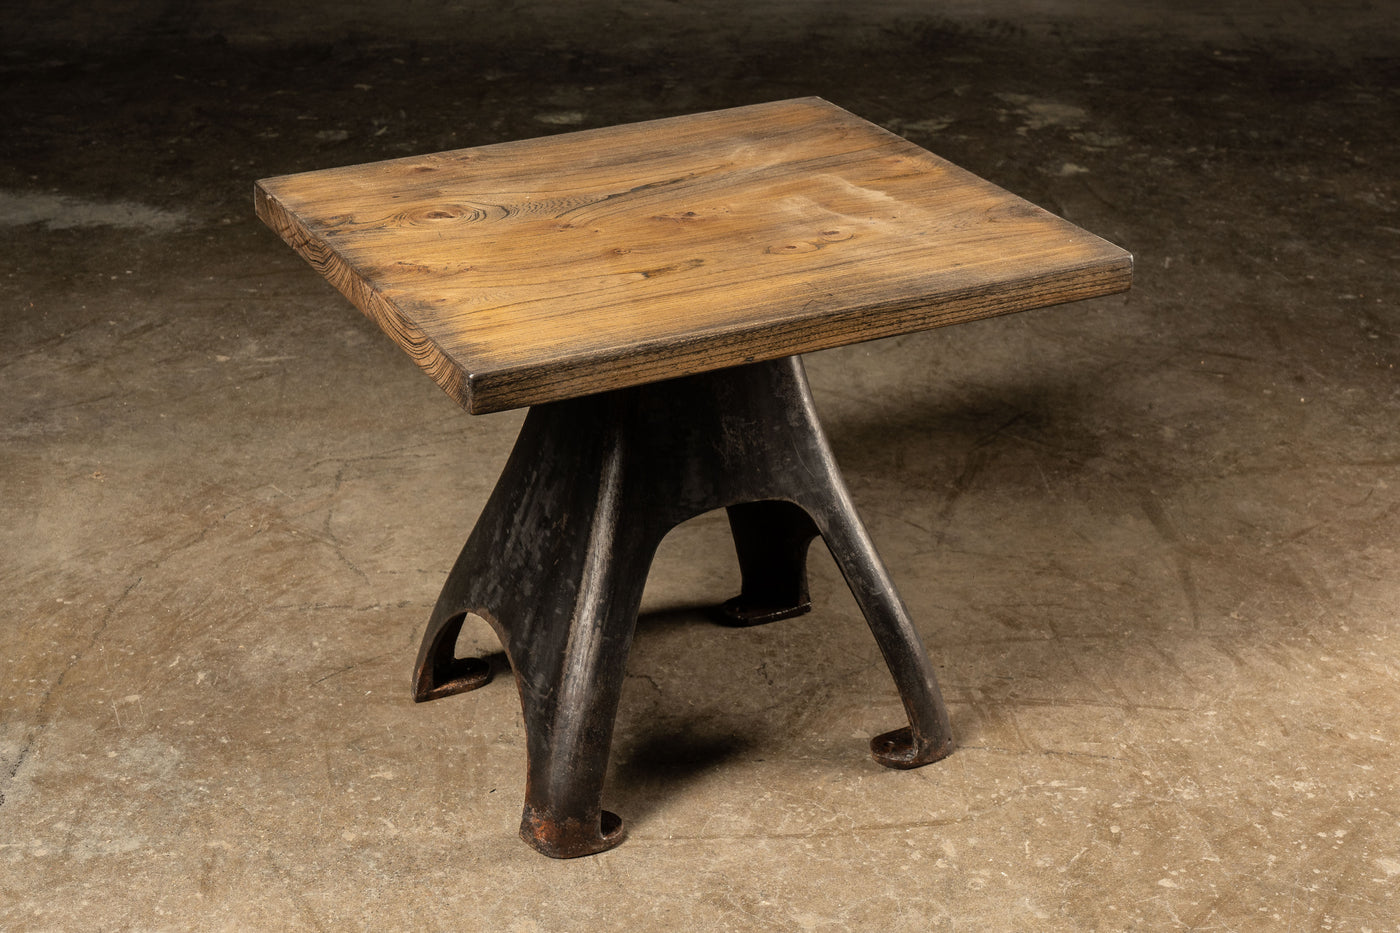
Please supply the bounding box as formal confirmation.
[996,92,1089,132]
[0,191,190,232]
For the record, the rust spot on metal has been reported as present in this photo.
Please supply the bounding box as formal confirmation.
[520,806,626,859]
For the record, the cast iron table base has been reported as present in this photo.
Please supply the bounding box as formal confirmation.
[412,355,954,858]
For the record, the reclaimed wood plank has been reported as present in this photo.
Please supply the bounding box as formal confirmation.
[256,97,1131,413]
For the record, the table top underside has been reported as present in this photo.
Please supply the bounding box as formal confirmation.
[255,97,1132,413]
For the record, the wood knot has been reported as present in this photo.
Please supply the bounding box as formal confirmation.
[637,257,704,278]
[767,241,818,255]
[401,202,506,225]
[653,210,703,223]
[767,229,854,254]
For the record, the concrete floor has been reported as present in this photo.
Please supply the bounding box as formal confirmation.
[3,2,1398,930]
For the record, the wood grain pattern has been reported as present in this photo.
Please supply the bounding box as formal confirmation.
[255,97,1132,414]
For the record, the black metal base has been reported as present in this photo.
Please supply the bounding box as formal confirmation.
[412,355,953,858]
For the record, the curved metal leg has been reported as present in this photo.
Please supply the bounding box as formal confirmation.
[505,422,660,858]
[413,398,669,857]
[714,356,953,767]
[807,499,954,768]
[516,521,656,858]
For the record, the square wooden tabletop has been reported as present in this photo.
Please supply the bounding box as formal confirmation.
[255,97,1131,414]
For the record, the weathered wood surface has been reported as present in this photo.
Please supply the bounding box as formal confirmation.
[255,97,1132,414]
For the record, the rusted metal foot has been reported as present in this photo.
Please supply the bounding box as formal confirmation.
[521,806,627,859]
[413,355,954,857]
[870,725,955,769]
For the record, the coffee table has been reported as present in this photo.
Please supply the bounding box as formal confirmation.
[255,97,1132,858]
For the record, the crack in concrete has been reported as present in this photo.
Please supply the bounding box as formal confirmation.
[321,463,373,586]
[308,651,394,686]
[1139,492,1204,629]
[0,576,142,809]
[933,410,1029,546]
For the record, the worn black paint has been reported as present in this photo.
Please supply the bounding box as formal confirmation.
[413,355,954,858]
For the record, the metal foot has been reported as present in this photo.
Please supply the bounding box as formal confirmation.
[413,612,492,701]
[871,725,955,769]
[716,500,820,626]
[521,806,627,859]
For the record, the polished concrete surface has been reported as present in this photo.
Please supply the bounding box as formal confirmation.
[3,2,1398,930]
